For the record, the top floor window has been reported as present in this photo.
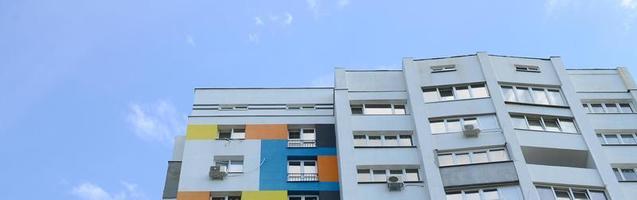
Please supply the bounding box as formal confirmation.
[501,85,565,106]
[350,103,407,115]
[288,128,316,148]
[218,128,246,140]
[423,83,489,103]
[583,102,635,114]
[515,65,540,73]
[431,65,457,73]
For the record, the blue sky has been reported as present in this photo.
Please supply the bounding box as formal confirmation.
[1,0,636,199]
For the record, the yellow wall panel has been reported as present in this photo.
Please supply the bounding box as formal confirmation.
[241,191,287,200]
[186,124,218,140]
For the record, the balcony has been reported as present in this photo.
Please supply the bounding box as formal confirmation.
[527,164,603,187]
[287,173,318,182]
[287,139,317,148]
[439,161,518,187]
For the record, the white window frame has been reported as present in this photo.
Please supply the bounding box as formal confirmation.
[597,132,637,145]
[423,83,490,103]
[613,167,637,181]
[350,103,408,115]
[582,102,636,113]
[356,168,420,183]
[515,64,541,72]
[287,160,318,182]
[288,195,319,200]
[437,148,509,166]
[288,128,317,148]
[431,65,457,73]
[445,188,502,200]
[429,117,480,134]
[352,132,413,147]
[535,185,608,200]
[511,114,578,134]
[214,159,244,173]
[218,128,246,140]
[501,85,565,106]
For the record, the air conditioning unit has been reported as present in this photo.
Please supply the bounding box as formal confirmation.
[463,124,480,137]
[387,176,404,191]
[209,166,227,180]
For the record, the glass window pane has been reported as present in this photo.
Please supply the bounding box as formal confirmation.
[471,84,489,98]
[547,89,564,105]
[446,119,462,132]
[305,197,318,200]
[463,117,478,128]
[212,198,225,200]
[289,131,301,139]
[483,189,500,200]
[605,103,620,113]
[219,131,231,139]
[455,86,471,99]
[389,169,402,176]
[229,161,243,172]
[430,120,446,134]
[605,134,620,144]
[455,153,470,165]
[423,89,439,102]
[351,105,363,114]
[559,119,578,133]
[533,88,550,104]
[445,192,463,200]
[438,154,454,166]
[489,149,509,162]
[364,104,393,115]
[555,189,571,200]
[232,132,245,139]
[393,104,406,115]
[356,169,370,182]
[588,191,608,200]
[591,104,604,113]
[515,87,533,103]
[289,197,302,200]
[372,170,386,182]
[621,134,637,144]
[439,87,454,101]
[353,135,366,146]
[472,151,488,163]
[543,117,561,132]
[502,86,516,102]
[464,191,480,200]
[613,168,623,181]
[597,134,605,144]
[527,116,544,131]
[384,136,398,146]
[572,190,588,200]
[405,169,419,181]
[621,168,637,180]
[620,103,634,113]
[399,135,413,146]
[583,104,591,113]
[368,136,381,146]
[288,163,301,173]
[537,187,557,200]
[512,115,528,129]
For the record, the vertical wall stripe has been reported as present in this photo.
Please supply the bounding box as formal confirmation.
[241,191,287,200]
[318,156,339,182]
[185,124,218,140]
[246,124,288,139]
[316,124,336,147]
[176,191,210,200]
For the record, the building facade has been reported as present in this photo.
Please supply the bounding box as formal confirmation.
[163,52,637,200]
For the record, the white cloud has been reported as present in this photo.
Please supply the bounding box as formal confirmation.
[284,12,293,25]
[254,17,264,25]
[71,182,147,200]
[126,100,185,144]
[306,0,320,16]
[544,0,573,17]
[185,35,196,47]
[622,0,637,9]
[248,33,260,43]
[338,0,350,8]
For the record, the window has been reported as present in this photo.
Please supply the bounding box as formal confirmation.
[214,157,244,173]
[429,115,499,134]
[352,132,414,147]
[431,65,457,73]
[350,103,408,115]
[288,160,318,182]
[597,132,637,145]
[510,114,578,133]
[218,128,246,140]
[288,196,319,200]
[536,186,608,200]
[445,188,501,200]
[422,83,490,102]
[613,167,637,181]
[501,85,565,106]
[515,65,540,72]
[582,102,636,113]
[437,148,509,166]
[356,168,421,183]
[212,196,241,200]
[288,128,316,148]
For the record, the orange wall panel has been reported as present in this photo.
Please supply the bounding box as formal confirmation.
[177,191,210,200]
[245,124,288,140]
[318,156,339,182]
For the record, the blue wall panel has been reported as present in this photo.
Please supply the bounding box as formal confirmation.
[259,140,339,191]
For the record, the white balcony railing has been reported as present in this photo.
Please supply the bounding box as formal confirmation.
[287,173,319,182]
[287,140,317,148]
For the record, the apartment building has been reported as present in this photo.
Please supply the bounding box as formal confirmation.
[163,52,637,200]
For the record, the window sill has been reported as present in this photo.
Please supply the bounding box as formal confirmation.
[513,128,579,135]
[618,180,637,183]
[504,101,569,108]
[424,96,491,104]
[431,70,457,73]
[354,146,417,149]
[601,144,637,146]
[515,70,541,73]
[438,160,513,168]
[357,181,423,184]
[216,138,246,141]
[586,112,637,115]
